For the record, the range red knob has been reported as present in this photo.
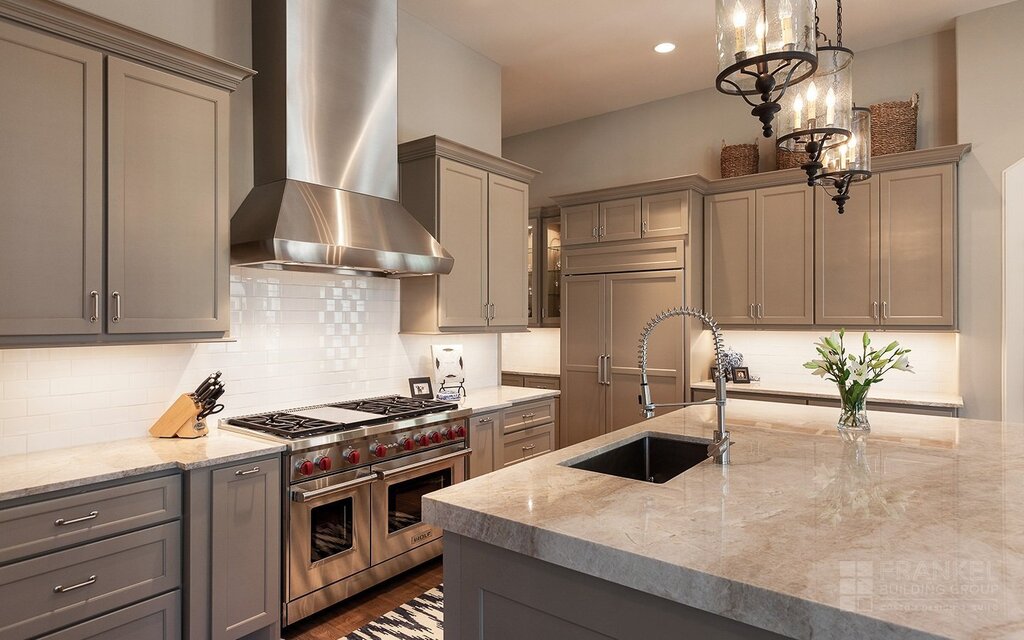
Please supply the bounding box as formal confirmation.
[296,459,314,476]
[428,431,442,444]
[454,425,467,438]
[400,437,415,451]
[372,443,389,458]
[343,448,360,464]
[315,456,332,471]
[415,433,429,446]
[441,428,454,441]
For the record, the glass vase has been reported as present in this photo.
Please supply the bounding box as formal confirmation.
[837,394,870,437]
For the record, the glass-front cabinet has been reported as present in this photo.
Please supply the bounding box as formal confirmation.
[528,206,561,327]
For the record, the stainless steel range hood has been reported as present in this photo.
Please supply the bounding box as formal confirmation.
[231,0,453,277]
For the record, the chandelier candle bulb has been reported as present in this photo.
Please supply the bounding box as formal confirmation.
[733,1,747,58]
[780,0,794,45]
[806,81,817,121]
[794,94,803,129]
[826,87,836,125]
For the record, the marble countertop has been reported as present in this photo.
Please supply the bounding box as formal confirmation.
[424,399,1024,639]
[456,385,559,414]
[690,380,965,409]
[0,430,285,503]
[502,368,560,378]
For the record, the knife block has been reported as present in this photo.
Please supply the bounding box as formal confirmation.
[149,394,208,439]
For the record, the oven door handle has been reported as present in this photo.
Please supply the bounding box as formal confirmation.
[291,473,376,503]
[374,448,471,481]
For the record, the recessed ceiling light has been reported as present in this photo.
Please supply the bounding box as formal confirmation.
[654,42,676,54]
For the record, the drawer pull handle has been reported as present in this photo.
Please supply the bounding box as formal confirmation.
[235,466,260,476]
[522,413,536,420]
[478,417,493,423]
[54,510,98,527]
[54,575,96,593]
[522,444,537,452]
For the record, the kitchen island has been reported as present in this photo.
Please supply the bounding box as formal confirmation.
[423,399,1024,639]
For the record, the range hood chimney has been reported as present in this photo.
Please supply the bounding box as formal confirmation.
[231,0,453,276]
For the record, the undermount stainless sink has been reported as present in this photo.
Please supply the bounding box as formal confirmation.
[565,435,712,484]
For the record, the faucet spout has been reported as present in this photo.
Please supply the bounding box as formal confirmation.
[637,306,731,464]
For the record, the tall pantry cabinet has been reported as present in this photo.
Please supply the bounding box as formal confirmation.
[556,187,702,447]
[398,137,540,333]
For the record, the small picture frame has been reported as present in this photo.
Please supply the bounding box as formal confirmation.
[408,376,434,399]
[709,366,732,382]
[732,366,751,384]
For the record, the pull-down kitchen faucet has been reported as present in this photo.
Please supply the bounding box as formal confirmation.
[638,307,730,464]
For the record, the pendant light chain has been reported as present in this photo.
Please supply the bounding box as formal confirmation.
[836,0,843,47]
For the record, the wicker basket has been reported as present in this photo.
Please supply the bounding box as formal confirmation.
[720,142,758,178]
[870,93,918,156]
[776,148,804,171]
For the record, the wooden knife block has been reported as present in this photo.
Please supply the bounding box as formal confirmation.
[149,394,209,439]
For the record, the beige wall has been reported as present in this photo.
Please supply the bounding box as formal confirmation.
[504,31,957,206]
[956,0,1024,421]
[398,10,502,155]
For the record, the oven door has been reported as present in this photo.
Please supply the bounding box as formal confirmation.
[288,467,374,600]
[370,444,469,566]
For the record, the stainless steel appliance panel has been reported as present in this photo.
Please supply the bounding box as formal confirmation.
[370,445,469,565]
[288,468,373,600]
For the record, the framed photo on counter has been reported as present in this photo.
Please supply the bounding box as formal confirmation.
[408,376,434,399]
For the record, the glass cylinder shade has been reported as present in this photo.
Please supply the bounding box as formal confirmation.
[777,46,854,151]
[715,0,817,96]
[821,106,871,178]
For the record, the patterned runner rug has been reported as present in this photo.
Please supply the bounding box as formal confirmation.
[342,584,443,640]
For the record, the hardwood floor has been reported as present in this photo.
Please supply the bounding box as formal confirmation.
[282,559,443,640]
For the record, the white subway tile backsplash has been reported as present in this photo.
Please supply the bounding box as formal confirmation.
[501,328,561,374]
[0,268,499,454]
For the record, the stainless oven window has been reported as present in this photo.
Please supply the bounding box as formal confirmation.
[387,468,452,534]
[310,496,355,562]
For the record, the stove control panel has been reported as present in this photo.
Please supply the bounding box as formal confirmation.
[287,418,469,482]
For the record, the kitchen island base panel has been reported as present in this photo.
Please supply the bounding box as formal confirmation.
[443,533,789,640]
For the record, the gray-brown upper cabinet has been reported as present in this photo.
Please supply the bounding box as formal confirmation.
[0,17,246,344]
[398,137,539,333]
[107,57,230,334]
[817,164,956,327]
[705,184,814,325]
[0,22,104,337]
[561,191,690,247]
[528,207,562,327]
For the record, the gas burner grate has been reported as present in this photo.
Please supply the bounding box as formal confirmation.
[226,395,459,439]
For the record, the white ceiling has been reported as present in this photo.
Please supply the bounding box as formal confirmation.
[398,0,1012,137]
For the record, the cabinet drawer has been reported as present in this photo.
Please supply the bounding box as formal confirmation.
[0,474,181,564]
[38,591,180,640]
[0,521,181,640]
[563,239,684,275]
[502,400,555,434]
[501,373,525,387]
[523,375,560,390]
[502,424,554,467]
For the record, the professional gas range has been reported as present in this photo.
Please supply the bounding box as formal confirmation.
[221,395,471,626]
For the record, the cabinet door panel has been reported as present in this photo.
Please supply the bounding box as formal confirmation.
[641,191,689,238]
[816,179,880,326]
[540,217,563,326]
[600,197,643,242]
[561,275,606,446]
[527,211,539,326]
[561,203,599,246]
[211,460,280,640]
[0,23,103,335]
[488,175,529,327]
[469,412,499,477]
[107,57,229,333]
[438,158,489,327]
[756,184,813,324]
[704,192,755,324]
[606,271,684,431]
[880,165,955,326]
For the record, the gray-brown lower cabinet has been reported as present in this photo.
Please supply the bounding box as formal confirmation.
[187,457,282,640]
[38,591,180,640]
[469,411,500,478]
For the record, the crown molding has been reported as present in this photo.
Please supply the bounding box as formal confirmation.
[399,136,541,183]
